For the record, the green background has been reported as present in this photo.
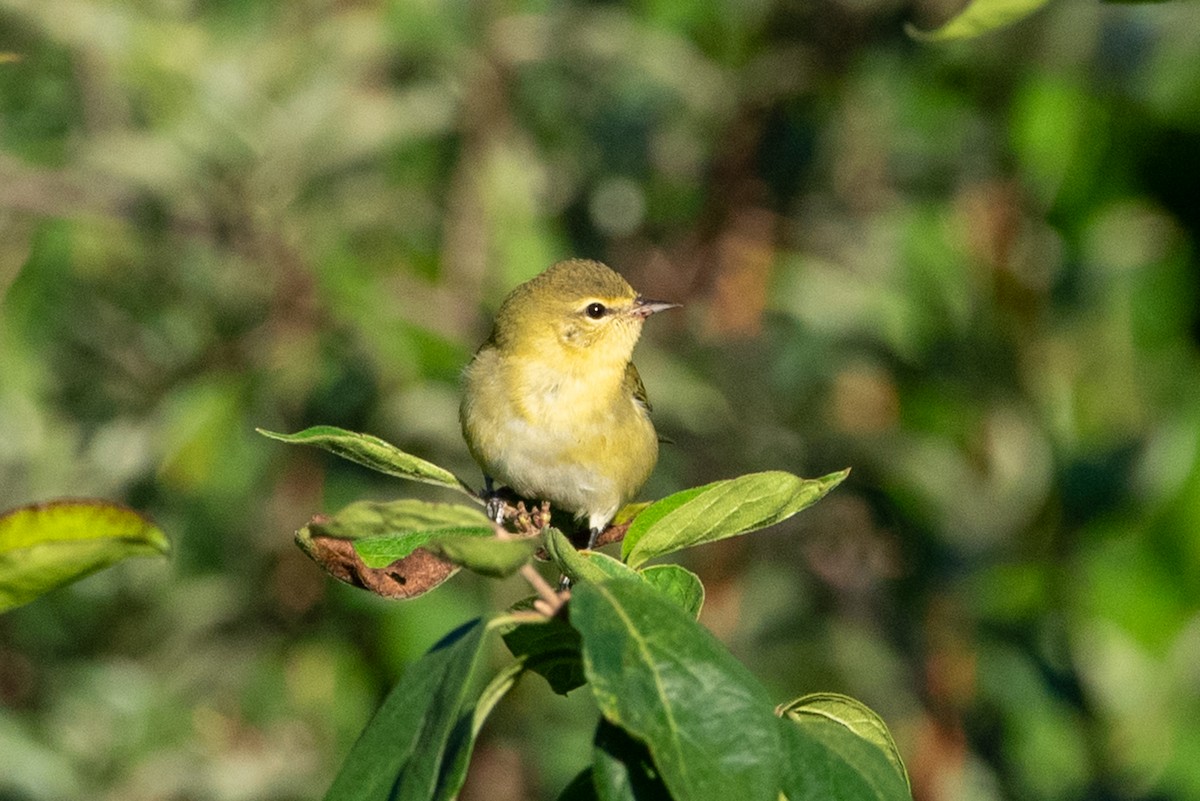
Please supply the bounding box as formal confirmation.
[2,0,1200,799]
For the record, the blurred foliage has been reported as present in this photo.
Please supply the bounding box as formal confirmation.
[1,0,1199,799]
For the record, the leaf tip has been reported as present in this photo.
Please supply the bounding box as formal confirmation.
[903,20,938,41]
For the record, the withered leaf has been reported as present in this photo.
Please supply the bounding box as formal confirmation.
[296,522,457,600]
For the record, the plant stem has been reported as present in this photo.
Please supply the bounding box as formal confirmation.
[520,563,566,616]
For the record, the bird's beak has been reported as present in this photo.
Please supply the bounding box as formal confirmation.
[630,297,681,319]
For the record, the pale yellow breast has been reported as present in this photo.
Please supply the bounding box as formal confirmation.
[460,345,657,525]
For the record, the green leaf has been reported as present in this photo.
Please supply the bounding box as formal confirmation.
[258,426,477,498]
[778,694,911,801]
[905,0,1050,41]
[304,499,492,567]
[0,500,170,612]
[502,615,585,695]
[544,526,638,584]
[779,694,909,793]
[545,529,704,617]
[622,470,849,568]
[426,534,538,578]
[638,565,704,618]
[324,619,489,801]
[593,718,673,801]
[571,579,783,801]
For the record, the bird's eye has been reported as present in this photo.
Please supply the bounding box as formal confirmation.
[585,302,607,319]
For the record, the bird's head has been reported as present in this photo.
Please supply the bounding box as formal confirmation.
[492,259,678,365]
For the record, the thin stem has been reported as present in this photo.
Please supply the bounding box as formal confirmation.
[520,563,566,616]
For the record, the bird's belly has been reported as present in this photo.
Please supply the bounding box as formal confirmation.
[488,414,621,510]
[467,397,654,523]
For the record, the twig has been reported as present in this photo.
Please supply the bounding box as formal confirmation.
[520,563,567,617]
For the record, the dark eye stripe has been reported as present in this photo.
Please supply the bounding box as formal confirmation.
[585,302,607,319]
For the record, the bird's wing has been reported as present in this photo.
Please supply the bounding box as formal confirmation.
[625,362,652,413]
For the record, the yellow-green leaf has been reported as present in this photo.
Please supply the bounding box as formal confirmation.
[0,500,169,612]
[639,564,704,618]
[425,534,538,578]
[258,426,477,498]
[906,0,1051,41]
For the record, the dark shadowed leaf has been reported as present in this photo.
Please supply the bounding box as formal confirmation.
[258,426,477,498]
[622,470,849,568]
[593,718,673,801]
[557,769,600,801]
[0,500,170,612]
[502,614,585,695]
[571,579,782,801]
[778,694,911,801]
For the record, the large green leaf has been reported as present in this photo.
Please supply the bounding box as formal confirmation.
[622,470,849,568]
[571,579,783,801]
[0,500,170,612]
[324,619,489,801]
[258,426,477,498]
[778,694,911,801]
[905,0,1050,41]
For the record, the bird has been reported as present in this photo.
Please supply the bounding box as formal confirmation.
[460,259,678,549]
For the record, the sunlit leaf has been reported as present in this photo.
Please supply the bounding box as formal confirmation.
[572,579,783,801]
[546,526,639,584]
[0,500,169,612]
[545,529,704,616]
[258,426,477,498]
[303,499,492,567]
[906,0,1050,41]
[622,470,849,568]
[426,534,538,578]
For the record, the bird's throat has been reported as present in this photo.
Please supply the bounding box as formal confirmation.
[506,352,629,426]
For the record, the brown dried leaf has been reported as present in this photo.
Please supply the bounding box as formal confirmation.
[296,524,457,600]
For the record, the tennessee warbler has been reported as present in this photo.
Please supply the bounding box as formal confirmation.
[460,259,678,548]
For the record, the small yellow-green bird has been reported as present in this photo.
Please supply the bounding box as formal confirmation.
[460,259,678,548]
